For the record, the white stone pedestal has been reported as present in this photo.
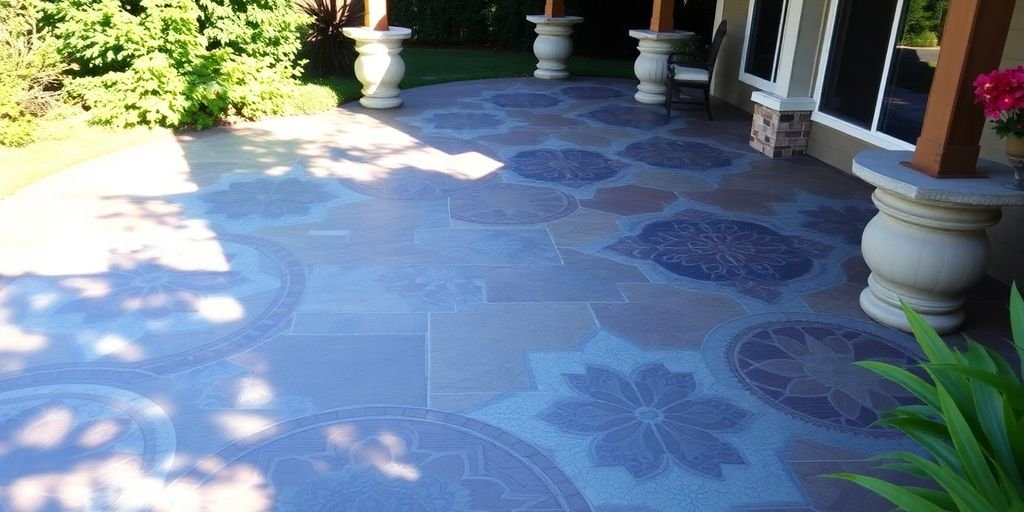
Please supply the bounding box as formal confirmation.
[628,29,692,105]
[853,150,1024,333]
[342,26,413,109]
[526,15,583,80]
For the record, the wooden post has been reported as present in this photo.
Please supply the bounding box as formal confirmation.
[650,0,674,32]
[908,0,1015,177]
[545,0,565,18]
[365,0,389,31]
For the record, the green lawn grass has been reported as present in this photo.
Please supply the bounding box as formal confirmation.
[0,114,170,197]
[2,48,633,198]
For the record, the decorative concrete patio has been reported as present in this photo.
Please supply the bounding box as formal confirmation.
[0,77,1012,511]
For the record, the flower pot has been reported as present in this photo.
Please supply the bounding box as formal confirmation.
[1006,134,1024,190]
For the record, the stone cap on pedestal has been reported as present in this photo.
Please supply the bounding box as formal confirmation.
[853,150,1024,206]
[526,15,583,25]
[750,91,816,112]
[628,29,693,41]
[342,26,413,41]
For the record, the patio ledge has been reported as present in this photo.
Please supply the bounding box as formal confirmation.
[853,149,1024,334]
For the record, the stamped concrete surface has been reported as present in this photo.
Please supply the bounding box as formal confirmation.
[0,78,1011,511]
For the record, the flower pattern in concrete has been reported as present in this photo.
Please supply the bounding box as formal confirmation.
[508,149,625,188]
[619,137,736,170]
[450,182,578,224]
[201,178,335,218]
[488,92,561,109]
[57,263,243,322]
[728,320,918,434]
[541,364,752,479]
[609,210,832,302]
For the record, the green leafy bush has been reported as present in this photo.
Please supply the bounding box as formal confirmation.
[831,284,1024,511]
[1,0,67,146]
[41,0,327,129]
[901,0,947,47]
[902,30,939,48]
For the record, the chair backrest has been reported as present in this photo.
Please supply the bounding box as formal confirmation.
[706,20,728,71]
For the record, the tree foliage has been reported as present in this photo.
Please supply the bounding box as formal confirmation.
[37,0,336,130]
[0,0,67,146]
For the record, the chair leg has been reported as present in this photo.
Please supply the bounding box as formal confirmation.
[665,82,673,118]
[703,86,713,121]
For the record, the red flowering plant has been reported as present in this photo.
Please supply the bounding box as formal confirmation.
[974,65,1024,138]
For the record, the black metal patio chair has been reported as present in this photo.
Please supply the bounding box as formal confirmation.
[665,20,728,121]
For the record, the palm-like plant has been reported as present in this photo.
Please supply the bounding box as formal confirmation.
[831,284,1024,511]
[297,0,363,76]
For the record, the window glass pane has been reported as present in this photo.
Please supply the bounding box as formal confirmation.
[744,0,786,81]
[818,0,899,128]
[878,0,949,143]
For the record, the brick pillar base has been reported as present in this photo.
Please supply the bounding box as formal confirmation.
[750,103,811,158]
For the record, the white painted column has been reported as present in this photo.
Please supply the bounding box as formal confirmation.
[628,30,692,105]
[853,150,1024,333]
[342,27,413,109]
[526,16,583,80]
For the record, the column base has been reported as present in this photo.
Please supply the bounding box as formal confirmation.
[628,29,692,105]
[342,26,413,109]
[852,150,1024,334]
[749,92,815,158]
[527,16,583,80]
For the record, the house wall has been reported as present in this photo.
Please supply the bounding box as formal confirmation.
[981,2,1024,285]
[712,0,756,112]
[712,0,1024,285]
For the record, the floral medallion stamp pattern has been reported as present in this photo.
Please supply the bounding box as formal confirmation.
[508,149,626,188]
[619,137,739,171]
[450,182,578,224]
[540,364,752,480]
[56,263,244,323]
[561,86,626,100]
[0,385,175,512]
[488,92,561,109]
[180,407,592,511]
[582,106,670,129]
[378,267,484,309]
[728,320,918,435]
[799,205,877,245]
[0,235,304,375]
[608,210,832,302]
[201,178,336,218]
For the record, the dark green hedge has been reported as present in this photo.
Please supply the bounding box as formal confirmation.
[391,0,716,58]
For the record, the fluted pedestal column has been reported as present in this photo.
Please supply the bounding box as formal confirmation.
[628,29,692,105]
[342,26,412,109]
[526,15,583,80]
[853,150,1024,333]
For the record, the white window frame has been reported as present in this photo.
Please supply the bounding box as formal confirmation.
[810,0,915,151]
[739,0,791,94]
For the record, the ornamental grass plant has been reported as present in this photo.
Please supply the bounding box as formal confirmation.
[831,285,1024,511]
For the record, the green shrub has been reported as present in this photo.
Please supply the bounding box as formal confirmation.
[284,83,340,114]
[41,0,324,130]
[902,30,939,48]
[831,284,1024,511]
[1,0,67,146]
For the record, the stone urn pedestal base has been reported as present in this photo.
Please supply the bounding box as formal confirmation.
[526,15,583,80]
[853,150,1024,333]
[628,29,692,105]
[342,26,413,109]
